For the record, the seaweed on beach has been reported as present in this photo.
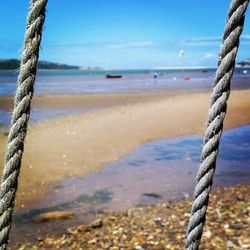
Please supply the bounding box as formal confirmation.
[142,192,163,199]
[14,189,113,224]
[74,189,113,204]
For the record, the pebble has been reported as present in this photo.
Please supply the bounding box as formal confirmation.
[10,184,250,250]
[91,219,103,229]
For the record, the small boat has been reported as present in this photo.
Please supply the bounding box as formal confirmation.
[106,74,122,79]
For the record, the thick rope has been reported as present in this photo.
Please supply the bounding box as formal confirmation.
[185,0,249,249]
[0,0,48,249]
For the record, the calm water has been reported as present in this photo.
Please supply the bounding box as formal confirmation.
[1,68,250,96]
[0,107,90,129]
[1,68,250,129]
[11,125,250,243]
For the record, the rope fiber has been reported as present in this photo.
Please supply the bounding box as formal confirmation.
[0,0,248,249]
[185,0,249,249]
[0,0,48,249]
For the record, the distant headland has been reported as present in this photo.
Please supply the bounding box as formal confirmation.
[0,59,102,70]
[0,59,79,70]
[236,59,250,67]
[1,58,250,70]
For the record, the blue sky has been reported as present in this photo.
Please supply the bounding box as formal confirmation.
[0,0,250,69]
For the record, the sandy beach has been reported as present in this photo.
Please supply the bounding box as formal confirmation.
[2,1,250,247]
[0,92,173,111]
[0,90,250,209]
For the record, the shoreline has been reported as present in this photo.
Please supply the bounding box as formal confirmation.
[0,92,178,110]
[0,90,250,209]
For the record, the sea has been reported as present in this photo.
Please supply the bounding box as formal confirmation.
[1,68,250,129]
[1,68,250,96]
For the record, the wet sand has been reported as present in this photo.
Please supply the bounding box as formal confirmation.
[0,90,250,208]
[0,92,173,110]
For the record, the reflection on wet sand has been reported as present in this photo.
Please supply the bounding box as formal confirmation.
[11,125,250,243]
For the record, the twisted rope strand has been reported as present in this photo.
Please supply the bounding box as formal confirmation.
[185,0,249,249]
[0,1,48,249]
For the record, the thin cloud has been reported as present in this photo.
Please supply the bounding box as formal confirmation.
[202,53,217,60]
[180,34,250,47]
[45,42,104,49]
[241,35,250,40]
[48,35,248,51]
[180,37,221,47]
[233,34,250,45]
[185,37,221,42]
[44,40,155,50]
[106,41,155,49]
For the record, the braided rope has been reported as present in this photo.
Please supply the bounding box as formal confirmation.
[0,0,48,249]
[185,0,249,249]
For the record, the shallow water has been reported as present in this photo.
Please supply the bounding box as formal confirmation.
[0,107,90,129]
[11,125,250,243]
[1,69,250,129]
[1,69,250,96]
